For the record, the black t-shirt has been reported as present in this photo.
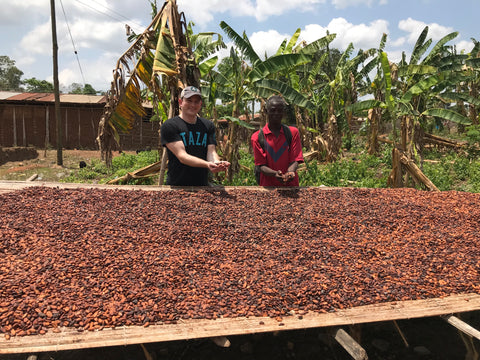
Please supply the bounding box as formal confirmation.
[160,115,217,186]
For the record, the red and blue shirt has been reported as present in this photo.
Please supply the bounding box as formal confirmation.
[251,124,304,186]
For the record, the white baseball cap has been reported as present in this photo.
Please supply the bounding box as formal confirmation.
[181,86,202,99]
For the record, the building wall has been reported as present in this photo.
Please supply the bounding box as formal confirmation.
[0,103,160,151]
[118,117,160,152]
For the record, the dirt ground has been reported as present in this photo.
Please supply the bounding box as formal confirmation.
[0,149,132,182]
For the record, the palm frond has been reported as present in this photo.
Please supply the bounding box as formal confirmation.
[255,78,315,111]
[422,108,471,125]
[423,32,459,64]
[410,26,430,65]
[220,21,261,65]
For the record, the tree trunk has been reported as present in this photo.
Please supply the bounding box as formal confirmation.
[388,147,439,192]
[158,85,178,185]
[325,114,341,162]
[225,122,239,182]
[367,108,380,155]
[469,83,478,125]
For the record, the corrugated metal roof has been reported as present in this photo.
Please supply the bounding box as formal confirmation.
[59,94,106,104]
[0,91,22,100]
[0,92,106,104]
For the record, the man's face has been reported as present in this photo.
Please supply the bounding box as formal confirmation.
[267,101,285,124]
[180,95,202,115]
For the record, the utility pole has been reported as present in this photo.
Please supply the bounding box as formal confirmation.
[50,0,63,165]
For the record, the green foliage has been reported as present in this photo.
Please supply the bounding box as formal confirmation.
[453,157,470,181]
[59,139,480,193]
[225,146,391,188]
[0,55,23,91]
[300,153,390,188]
[69,82,98,95]
[465,125,480,159]
[62,151,158,184]
[467,163,480,192]
[419,149,480,192]
[423,159,453,191]
[223,147,257,186]
[23,78,54,93]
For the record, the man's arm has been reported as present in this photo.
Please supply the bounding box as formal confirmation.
[166,141,221,172]
[207,144,230,173]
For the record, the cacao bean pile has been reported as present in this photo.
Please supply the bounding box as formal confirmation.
[0,186,479,338]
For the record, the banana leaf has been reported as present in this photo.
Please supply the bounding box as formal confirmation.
[347,99,386,114]
[222,116,256,130]
[249,54,312,83]
[422,108,471,125]
[255,78,315,111]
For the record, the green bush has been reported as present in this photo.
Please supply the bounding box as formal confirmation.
[453,157,470,181]
[59,139,480,193]
[423,159,453,191]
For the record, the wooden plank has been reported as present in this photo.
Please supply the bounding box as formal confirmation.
[1,293,479,354]
[334,328,368,360]
[0,180,292,193]
[443,315,480,340]
[0,180,340,195]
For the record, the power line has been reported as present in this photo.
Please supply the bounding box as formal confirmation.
[73,0,145,32]
[59,0,87,88]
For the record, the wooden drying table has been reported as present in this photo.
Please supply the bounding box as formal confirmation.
[0,293,479,354]
[1,181,479,355]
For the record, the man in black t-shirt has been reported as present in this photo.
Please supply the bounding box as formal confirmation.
[160,86,230,186]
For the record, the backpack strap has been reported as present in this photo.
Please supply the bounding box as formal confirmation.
[258,125,292,151]
[282,124,292,146]
[258,128,265,151]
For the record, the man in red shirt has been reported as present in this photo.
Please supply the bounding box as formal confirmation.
[251,95,304,186]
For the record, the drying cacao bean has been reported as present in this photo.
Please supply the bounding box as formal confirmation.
[0,186,479,338]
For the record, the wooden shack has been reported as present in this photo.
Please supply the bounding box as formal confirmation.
[0,92,159,151]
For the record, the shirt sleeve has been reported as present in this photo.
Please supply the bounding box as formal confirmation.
[288,127,304,164]
[160,119,182,146]
[251,131,267,166]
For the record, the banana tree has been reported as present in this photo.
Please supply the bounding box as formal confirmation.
[97,0,200,171]
[303,41,372,161]
[349,50,471,189]
[214,22,314,181]
[184,22,227,120]
[259,29,337,150]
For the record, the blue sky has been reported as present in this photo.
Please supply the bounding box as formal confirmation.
[1,0,478,92]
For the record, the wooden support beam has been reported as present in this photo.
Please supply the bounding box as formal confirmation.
[392,320,409,348]
[140,344,154,360]
[108,161,162,184]
[442,315,480,340]
[333,328,368,360]
[211,336,231,347]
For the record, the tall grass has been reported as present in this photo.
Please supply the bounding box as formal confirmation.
[62,139,480,193]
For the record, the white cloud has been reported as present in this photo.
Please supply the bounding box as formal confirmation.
[331,0,386,10]
[455,40,475,54]
[177,0,256,26]
[0,1,45,26]
[301,18,389,51]
[66,19,128,53]
[249,30,290,57]
[178,0,324,25]
[398,18,454,44]
[53,51,121,91]
[385,50,404,63]
[2,0,477,93]
[390,37,406,48]
[20,22,52,56]
[253,0,324,21]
